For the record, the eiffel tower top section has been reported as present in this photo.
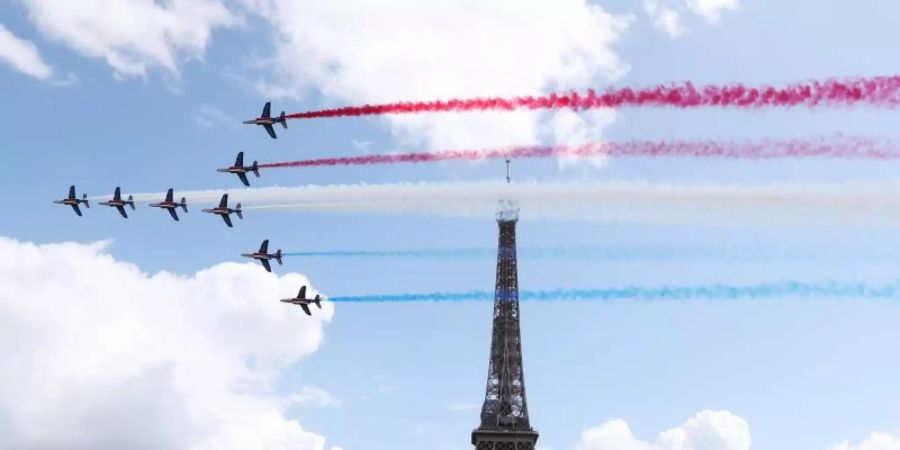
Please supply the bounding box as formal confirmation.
[472,203,538,449]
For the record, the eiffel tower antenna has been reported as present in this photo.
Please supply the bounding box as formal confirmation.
[505,159,511,184]
[471,209,538,449]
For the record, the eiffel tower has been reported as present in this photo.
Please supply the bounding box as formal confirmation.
[472,200,539,450]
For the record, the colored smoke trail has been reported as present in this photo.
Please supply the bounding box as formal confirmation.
[283,243,900,262]
[285,76,900,120]
[329,281,900,303]
[258,135,899,169]
[124,181,900,226]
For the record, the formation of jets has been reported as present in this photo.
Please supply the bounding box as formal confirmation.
[56,101,328,316]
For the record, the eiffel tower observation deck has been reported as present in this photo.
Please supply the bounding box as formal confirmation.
[472,200,539,450]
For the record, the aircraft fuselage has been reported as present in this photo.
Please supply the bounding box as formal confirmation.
[202,207,234,215]
[99,200,127,207]
[243,118,279,125]
[242,252,272,261]
[54,199,80,206]
[150,202,177,209]
[218,167,249,174]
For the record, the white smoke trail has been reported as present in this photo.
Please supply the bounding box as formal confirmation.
[117,181,900,225]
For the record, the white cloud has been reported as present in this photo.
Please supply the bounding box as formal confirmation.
[576,410,751,450]
[18,0,240,78]
[244,0,630,150]
[685,0,739,22]
[351,139,372,152]
[195,105,237,129]
[0,237,334,449]
[546,108,616,170]
[643,0,685,37]
[829,432,900,450]
[287,386,339,409]
[0,23,54,79]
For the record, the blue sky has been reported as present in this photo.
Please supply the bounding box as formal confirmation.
[3,1,900,450]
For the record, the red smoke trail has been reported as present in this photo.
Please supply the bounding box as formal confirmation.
[258,136,898,169]
[286,76,900,119]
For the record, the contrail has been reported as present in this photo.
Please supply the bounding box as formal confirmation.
[284,244,900,262]
[286,76,900,120]
[328,280,900,303]
[259,135,899,169]
[120,181,900,225]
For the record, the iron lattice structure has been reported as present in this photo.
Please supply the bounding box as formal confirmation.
[472,203,539,450]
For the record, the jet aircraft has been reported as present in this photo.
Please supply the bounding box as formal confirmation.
[241,239,283,272]
[217,152,260,187]
[280,285,323,316]
[202,194,242,228]
[98,187,136,218]
[54,185,89,216]
[243,102,287,139]
[149,188,188,221]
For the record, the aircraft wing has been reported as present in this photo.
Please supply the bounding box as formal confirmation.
[219,194,229,208]
[259,239,269,253]
[299,303,311,316]
[116,205,128,218]
[235,152,244,167]
[222,214,233,228]
[114,187,121,201]
[298,286,306,299]
[264,124,277,139]
[68,186,76,199]
[71,204,82,216]
[260,259,272,272]
[165,188,174,203]
[262,102,271,118]
[237,172,250,187]
[168,208,179,221]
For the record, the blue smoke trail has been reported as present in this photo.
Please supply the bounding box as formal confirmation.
[284,245,900,262]
[329,281,900,303]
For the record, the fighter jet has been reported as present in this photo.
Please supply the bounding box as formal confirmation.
[202,194,242,228]
[149,188,188,221]
[280,285,323,316]
[217,152,259,187]
[98,187,136,218]
[243,102,287,139]
[54,185,89,216]
[241,239,283,272]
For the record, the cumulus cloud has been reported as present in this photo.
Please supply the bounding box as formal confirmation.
[685,0,739,22]
[243,0,630,150]
[18,0,240,78]
[643,0,685,37]
[0,237,334,449]
[644,0,738,36]
[286,386,339,409]
[575,410,751,450]
[0,23,54,79]
[829,432,900,450]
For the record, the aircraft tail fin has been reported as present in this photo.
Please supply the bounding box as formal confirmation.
[280,111,287,128]
[236,203,243,220]
[128,195,135,209]
[275,250,283,265]
[314,295,321,309]
[181,198,188,213]
[82,193,90,208]
[252,161,260,177]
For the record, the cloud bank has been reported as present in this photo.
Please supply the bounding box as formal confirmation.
[0,237,334,449]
